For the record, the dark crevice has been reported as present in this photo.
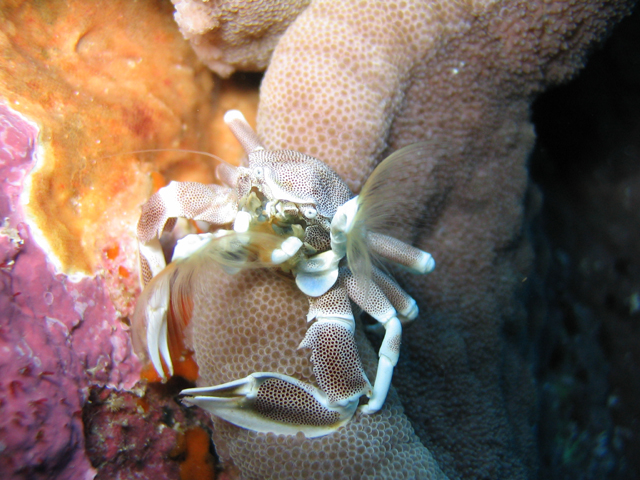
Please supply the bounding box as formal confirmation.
[529,4,640,479]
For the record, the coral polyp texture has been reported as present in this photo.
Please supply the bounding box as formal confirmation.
[174,0,634,479]
[171,0,312,77]
[189,267,444,479]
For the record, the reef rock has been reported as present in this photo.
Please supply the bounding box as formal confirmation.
[172,0,311,77]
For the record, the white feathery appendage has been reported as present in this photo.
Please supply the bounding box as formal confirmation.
[133,230,299,378]
[169,230,291,300]
[346,142,434,284]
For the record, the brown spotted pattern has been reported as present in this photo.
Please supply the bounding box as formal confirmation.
[340,268,396,323]
[367,233,424,271]
[370,267,415,317]
[303,224,332,252]
[307,283,352,321]
[249,149,353,219]
[255,378,341,426]
[299,322,370,404]
[139,253,153,286]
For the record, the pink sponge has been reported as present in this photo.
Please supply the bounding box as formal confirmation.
[0,103,141,479]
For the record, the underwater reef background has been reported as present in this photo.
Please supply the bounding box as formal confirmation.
[530,6,640,478]
[0,0,638,479]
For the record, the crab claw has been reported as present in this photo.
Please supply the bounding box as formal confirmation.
[181,372,358,438]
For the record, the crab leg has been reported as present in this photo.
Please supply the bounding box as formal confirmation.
[180,281,372,437]
[370,266,419,324]
[302,282,372,405]
[224,110,265,154]
[138,237,167,286]
[339,268,403,414]
[367,232,435,275]
[137,181,239,290]
[135,182,240,374]
[330,196,435,275]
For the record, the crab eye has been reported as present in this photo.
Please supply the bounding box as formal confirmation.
[253,167,264,179]
[301,206,317,219]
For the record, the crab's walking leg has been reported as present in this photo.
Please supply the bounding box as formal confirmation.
[370,266,419,324]
[367,232,435,274]
[224,110,264,154]
[134,182,239,378]
[340,268,402,414]
[302,283,372,406]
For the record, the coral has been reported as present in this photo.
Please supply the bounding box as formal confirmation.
[175,0,634,478]
[172,0,311,77]
[0,101,138,479]
[0,0,634,478]
[256,1,635,478]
